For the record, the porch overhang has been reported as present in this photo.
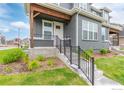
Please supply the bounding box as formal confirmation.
[30,4,71,21]
[109,28,120,34]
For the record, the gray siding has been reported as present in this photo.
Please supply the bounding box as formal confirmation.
[64,14,77,46]
[34,18,42,37]
[34,40,54,47]
[78,14,109,51]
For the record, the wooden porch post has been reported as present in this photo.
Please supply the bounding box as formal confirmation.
[30,9,34,48]
[117,33,119,46]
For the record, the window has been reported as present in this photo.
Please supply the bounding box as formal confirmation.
[93,23,98,40]
[79,3,88,10]
[103,11,109,21]
[101,27,108,41]
[82,20,98,40]
[43,20,53,40]
[82,20,88,40]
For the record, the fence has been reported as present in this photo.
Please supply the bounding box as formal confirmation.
[56,35,94,85]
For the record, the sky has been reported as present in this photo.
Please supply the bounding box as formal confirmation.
[0,3,124,40]
[0,3,29,40]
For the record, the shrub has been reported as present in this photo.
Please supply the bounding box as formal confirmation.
[47,59,55,66]
[23,54,29,64]
[28,60,40,71]
[4,66,13,73]
[36,55,45,61]
[99,48,108,55]
[1,48,24,64]
[81,48,94,60]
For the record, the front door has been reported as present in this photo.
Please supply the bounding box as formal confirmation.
[54,22,64,40]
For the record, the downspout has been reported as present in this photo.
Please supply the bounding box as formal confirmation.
[76,9,81,46]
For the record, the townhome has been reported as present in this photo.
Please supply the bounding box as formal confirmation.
[25,3,121,51]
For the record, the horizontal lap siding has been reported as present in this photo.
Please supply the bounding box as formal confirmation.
[34,40,54,47]
[78,14,109,51]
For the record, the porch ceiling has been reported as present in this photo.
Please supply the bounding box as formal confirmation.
[30,4,71,21]
[109,28,120,34]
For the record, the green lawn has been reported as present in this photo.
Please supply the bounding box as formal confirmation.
[0,67,87,85]
[120,48,124,50]
[95,56,124,85]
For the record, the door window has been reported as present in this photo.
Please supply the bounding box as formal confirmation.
[43,20,53,40]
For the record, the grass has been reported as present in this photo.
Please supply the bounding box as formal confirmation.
[0,67,87,85]
[95,56,124,85]
[120,48,124,50]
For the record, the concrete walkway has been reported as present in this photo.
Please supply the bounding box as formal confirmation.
[94,65,121,85]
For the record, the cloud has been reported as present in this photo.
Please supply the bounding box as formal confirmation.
[10,21,29,29]
[0,28,10,33]
[92,3,124,24]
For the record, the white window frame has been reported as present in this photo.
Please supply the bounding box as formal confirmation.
[101,27,108,41]
[103,11,109,21]
[42,20,53,40]
[82,20,98,41]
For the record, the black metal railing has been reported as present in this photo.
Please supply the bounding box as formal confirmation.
[36,34,94,85]
[55,35,94,85]
[79,48,94,85]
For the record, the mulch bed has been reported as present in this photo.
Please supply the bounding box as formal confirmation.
[93,52,118,59]
[0,57,65,75]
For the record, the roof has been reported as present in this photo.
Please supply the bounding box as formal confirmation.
[24,3,106,22]
[90,6,102,13]
[100,7,112,13]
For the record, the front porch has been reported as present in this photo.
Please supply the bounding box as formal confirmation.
[30,4,71,48]
[109,28,119,46]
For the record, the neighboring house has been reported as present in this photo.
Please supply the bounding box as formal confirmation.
[109,23,122,46]
[6,38,20,46]
[25,3,121,50]
[21,38,29,47]
[118,24,124,46]
[0,33,6,46]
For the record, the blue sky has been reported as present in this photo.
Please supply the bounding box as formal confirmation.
[0,3,29,40]
[0,3,124,40]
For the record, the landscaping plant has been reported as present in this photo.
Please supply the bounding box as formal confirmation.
[47,59,55,66]
[81,48,94,60]
[36,55,45,61]
[4,66,13,73]
[0,48,24,64]
[23,53,29,64]
[99,48,108,55]
[28,60,40,71]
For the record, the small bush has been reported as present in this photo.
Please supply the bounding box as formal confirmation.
[36,55,45,61]
[23,54,29,64]
[81,48,94,60]
[47,59,55,66]
[4,66,13,73]
[28,60,40,71]
[99,48,108,55]
[1,48,24,64]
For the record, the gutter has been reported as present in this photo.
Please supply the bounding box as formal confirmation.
[76,9,81,46]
